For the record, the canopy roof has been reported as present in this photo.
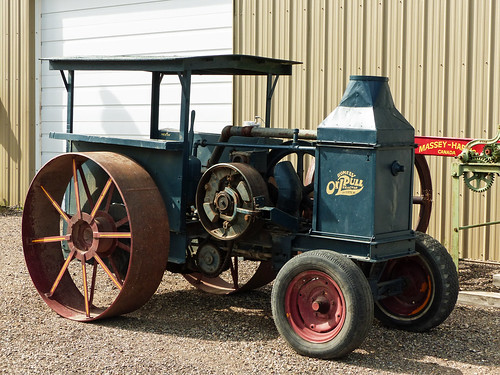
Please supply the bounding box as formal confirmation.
[45,54,301,75]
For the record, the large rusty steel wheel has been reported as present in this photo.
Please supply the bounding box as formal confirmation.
[22,152,169,321]
[413,155,432,233]
[183,258,275,295]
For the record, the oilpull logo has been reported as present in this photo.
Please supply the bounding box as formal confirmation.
[326,171,364,196]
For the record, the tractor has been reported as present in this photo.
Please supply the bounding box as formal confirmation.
[22,55,458,359]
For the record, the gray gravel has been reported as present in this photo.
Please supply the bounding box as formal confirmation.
[1,213,499,374]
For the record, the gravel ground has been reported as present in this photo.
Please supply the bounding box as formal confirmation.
[1,211,499,374]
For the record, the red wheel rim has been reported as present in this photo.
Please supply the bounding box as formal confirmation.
[378,257,433,317]
[284,270,346,343]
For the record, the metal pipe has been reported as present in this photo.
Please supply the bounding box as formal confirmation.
[234,126,317,140]
[458,219,500,231]
[204,141,316,151]
[207,125,317,167]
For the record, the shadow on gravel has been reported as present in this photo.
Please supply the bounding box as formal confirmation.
[96,287,279,342]
[96,290,498,373]
[348,306,499,373]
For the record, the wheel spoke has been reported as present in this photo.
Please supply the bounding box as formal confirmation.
[116,241,131,253]
[81,256,90,317]
[115,216,129,228]
[297,152,304,184]
[78,165,94,209]
[94,254,123,290]
[89,262,98,306]
[72,159,82,219]
[104,183,116,213]
[94,232,131,239]
[40,185,70,224]
[108,257,124,285]
[32,234,70,244]
[47,249,76,297]
[90,178,113,219]
[230,256,239,289]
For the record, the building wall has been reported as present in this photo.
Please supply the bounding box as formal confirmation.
[3,0,500,261]
[39,0,233,165]
[0,0,36,207]
[233,0,500,262]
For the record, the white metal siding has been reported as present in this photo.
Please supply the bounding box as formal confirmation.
[40,0,232,166]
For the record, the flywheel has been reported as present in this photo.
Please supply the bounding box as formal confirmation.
[196,163,270,241]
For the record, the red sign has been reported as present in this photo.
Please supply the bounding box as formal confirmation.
[414,136,486,157]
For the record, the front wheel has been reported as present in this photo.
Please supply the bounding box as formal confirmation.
[271,250,373,359]
[375,232,458,331]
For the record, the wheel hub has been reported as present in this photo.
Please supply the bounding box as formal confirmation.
[311,295,331,314]
[214,191,234,216]
[67,211,117,261]
[285,270,346,343]
[377,257,434,317]
[71,220,94,251]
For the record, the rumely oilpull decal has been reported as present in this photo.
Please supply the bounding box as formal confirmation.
[326,171,364,196]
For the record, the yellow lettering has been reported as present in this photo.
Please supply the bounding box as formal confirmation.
[326,181,335,195]
[326,171,364,196]
[438,149,454,155]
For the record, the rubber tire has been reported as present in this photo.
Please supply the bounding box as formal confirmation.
[375,232,459,332]
[271,250,374,359]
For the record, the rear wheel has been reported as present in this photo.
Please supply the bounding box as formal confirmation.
[183,258,276,295]
[413,155,433,232]
[22,152,169,321]
[271,250,373,359]
[375,232,458,331]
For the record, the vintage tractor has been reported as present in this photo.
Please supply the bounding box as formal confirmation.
[22,55,458,359]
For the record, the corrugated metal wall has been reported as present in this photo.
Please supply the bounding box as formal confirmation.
[0,0,35,206]
[234,0,500,262]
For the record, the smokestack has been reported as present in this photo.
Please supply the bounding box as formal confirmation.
[318,76,414,145]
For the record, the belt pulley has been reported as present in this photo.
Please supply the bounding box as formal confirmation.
[195,163,270,241]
